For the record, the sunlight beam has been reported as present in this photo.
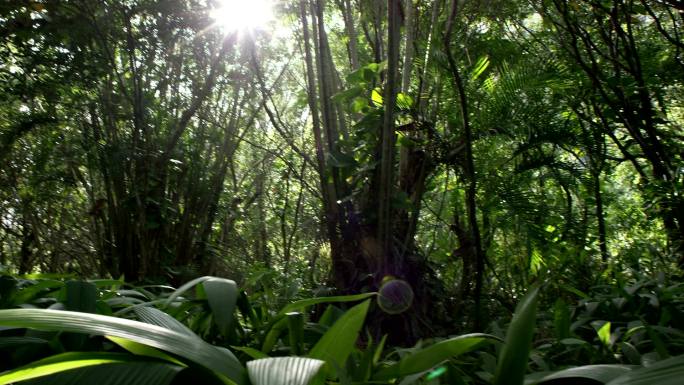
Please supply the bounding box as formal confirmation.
[210,0,274,32]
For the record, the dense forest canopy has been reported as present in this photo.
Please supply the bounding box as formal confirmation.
[0,0,683,384]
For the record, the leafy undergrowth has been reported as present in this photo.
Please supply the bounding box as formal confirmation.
[0,273,682,385]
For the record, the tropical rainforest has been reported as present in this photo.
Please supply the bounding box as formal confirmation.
[0,0,683,384]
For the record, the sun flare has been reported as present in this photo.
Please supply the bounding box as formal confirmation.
[210,0,274,31]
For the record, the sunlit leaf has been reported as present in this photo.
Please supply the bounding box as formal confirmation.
[247,357,325,385]
[0,309,246,385]
[0,352,150,384]
[371,88,383,106]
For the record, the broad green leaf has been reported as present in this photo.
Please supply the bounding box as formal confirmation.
[247,357,325,385]
[277,292,376,317]
[66,281,96,313]
[374,333,498,380]
[107,336,186,366]
[0,309,247,385]
[203,278,239,338]
[528,364,634,385]
[23,361,184,385]
[231,346,269,360]
[0,352,138,384]
[493,286,540,385]
[309,299,371,377]
[134,306,197,337]
[164,276,216,305]
[606,354,684,385]
[11,280,64,306]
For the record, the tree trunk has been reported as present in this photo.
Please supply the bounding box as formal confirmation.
[444,0,485,330]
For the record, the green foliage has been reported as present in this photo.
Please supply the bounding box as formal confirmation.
[2,0,684,383]
[0,274,682,384]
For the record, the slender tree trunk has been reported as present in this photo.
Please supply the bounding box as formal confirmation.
[340,0,360,70]
[401,0,415,93]
[444,0,485,330]
[593,172,609,263]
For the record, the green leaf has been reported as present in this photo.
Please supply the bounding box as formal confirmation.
[351,97,367,113]
[373,333,499,380]
[493,286,540,385]
[373,334,388,365]
[66,281,97,313]
[23,361,184,385]
[371,88,383,107]
[529,249,544,276]
[247,357,325,385]
[107,336,186,366]
[164,276,216,306]
[11,280,64,306]
[597,321,612,348]
[277,293,375,317]
[261,317,288,353]
[606,354,684,385]
[309,299,371,377]
[0,336,49,349]
[332,87,364,103]
[0,309,247,385]
[470,56,490,81]
[396,93,414,110]
[134,306,197,337]
[0,352,139,384]
[203,278,239,338]
[529,364,634,385]
[231,346,270,360]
